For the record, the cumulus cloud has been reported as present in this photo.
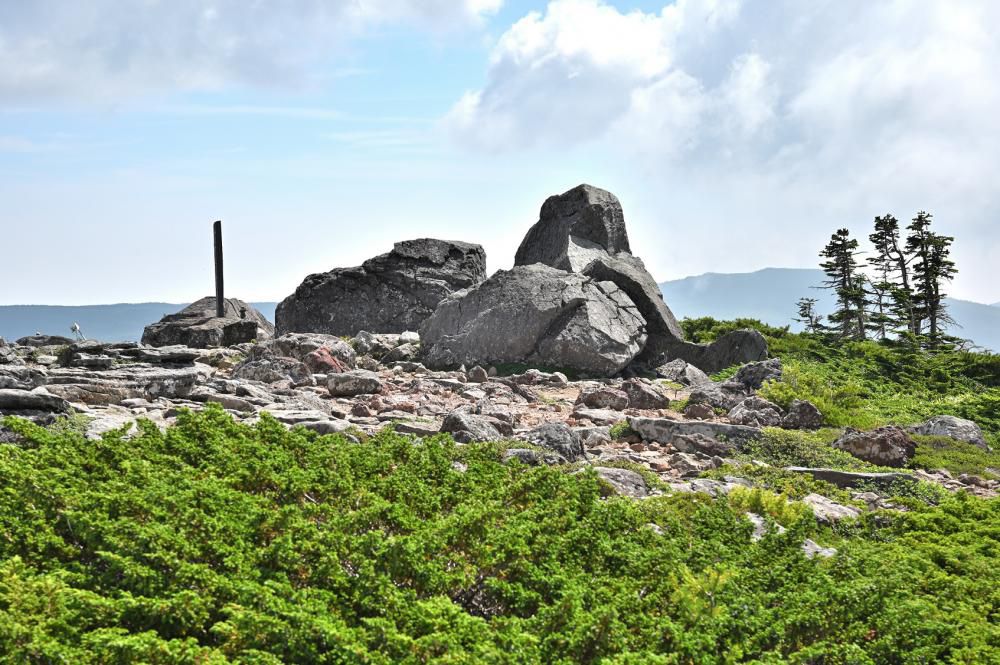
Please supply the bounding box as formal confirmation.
[0,0,501,103]
[446,0,1000,301]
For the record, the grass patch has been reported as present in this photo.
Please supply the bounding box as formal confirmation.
[910,435,1000,479]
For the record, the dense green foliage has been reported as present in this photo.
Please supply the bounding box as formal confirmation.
[1,405,999,663]
[681,317,1000,454]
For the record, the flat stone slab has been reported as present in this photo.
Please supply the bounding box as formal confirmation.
[628,416,762,446]
[784,467,916,489]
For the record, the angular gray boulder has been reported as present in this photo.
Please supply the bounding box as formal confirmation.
[661,329,769,375]
[142,297,274,348]
[908,415,989,450]
[419,264,647,377]
[276,238,486,337]
[515,184,631,270]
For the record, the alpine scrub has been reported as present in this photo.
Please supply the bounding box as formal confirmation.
[1,404,998,663]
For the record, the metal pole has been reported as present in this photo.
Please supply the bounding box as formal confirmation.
[213,220,225,318]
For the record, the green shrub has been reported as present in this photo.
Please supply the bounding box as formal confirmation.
[727,486,810,526]
[1,405,999,662]
[739,428,878,471]
[608,421,634,440]
[909,435,1000,479]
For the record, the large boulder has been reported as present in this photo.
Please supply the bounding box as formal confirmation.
[512,184,766,371]
[419,264,647,377]
[661,329,769,375]
[276,238,486,337]
[142,297,274,348]
[908,415,989,450]
[514,185,684,365]
[514,184,631,270]
[833,426,916,468]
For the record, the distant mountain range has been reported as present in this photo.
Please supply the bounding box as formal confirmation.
[0,302,278,344]
[659,268,999,352]
[1,269,996,352]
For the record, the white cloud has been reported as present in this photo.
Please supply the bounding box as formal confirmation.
[0,1,501,103]
[446,0,1000,302]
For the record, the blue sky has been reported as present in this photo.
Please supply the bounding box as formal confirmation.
[2,0,998,306]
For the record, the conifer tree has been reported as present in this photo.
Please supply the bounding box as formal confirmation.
[869,214,916,337]
[793,297,825,334]
[906,211,957,347]
[819,228,868,340]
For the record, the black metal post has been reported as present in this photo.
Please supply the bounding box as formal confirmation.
[213,220,225,318]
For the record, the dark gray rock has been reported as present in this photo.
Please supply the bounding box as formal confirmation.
[728,396,783,427]
[655,358,711,386]
[683,402,716,420]
[327,370,383,397]
[576,386,629,411]
[440,411,502,443]
[733,358,783,391]
[579,253,685,363]
[503,448,563,466]
[591,467,649,498]
[15,335,75,347]
[43,365,202,405]
[621,379,669,410]
[420,264,646,377]
[232,355,314,387]
[782,399,824,429]
[142,297,274,348]
[784,466,917,490]
[520,422,585,462]
[908,415,989,450]
[661,329,769,375]
[833,426,916,467]
[515,184,631,270]
[0,366,46,391]
[0,388,71,413]
[672,432,733,457]
[276,238,486,336]
[628,416,763,447]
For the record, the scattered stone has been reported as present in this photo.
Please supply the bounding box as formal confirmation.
[781,399,824,429]
[276,239,486,336]
[621,379,669,410]
[732,358,783,391]
[572,407,624,426]
[801,493,861,524]
[520,422,585,463]
[668,452,719,477]
[467,365,489,383]
[655,358,711,386]
[683,402,716,421]
[440,411,502,443]
[629,416,763,448]
[328,370,384,397]
[833,426,916,467]
[728,396,784,427]
[591,466,649,498]
[383,343,418,364]
[142,297,274,348]
[232,355,314,387]
[576,386,629,411]
[908,415,989,450]
[672,432,734,457]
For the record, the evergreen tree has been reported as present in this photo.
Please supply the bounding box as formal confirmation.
[906,211,957,347]
[869,214,917,337]
[819,228,868,340]
[793,297,825,334]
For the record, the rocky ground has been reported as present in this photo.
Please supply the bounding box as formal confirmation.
[2,331,995,534]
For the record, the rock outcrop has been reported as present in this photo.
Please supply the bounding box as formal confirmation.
[142,297,274,348]
[419,264,647,377]
[276,239,486,337]
[908,415,989,450]
[509,184,766,372]
[833,426,916,467]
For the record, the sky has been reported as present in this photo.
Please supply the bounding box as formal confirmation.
[1,0,998,306]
